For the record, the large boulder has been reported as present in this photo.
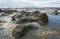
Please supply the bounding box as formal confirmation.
[34,13,48,22]
[39,13,48,22]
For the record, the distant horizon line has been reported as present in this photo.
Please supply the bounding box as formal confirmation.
[0,7,60,8]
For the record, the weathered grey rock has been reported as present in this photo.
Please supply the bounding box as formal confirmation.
[0,20,6,23]
[53,10,58,15]
[11,16,16,21]
[12,24,38,39]
[0,26,5,30]
[12,11,48,39]
[0,9,4,12]
[14,13,22,18]
[0,20,1,23]
[32,11,40,16]
[21,11,26,16]
[14,12,48,23]
[15,16,39,24]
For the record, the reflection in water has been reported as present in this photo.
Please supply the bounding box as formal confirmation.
[47,14,60,31]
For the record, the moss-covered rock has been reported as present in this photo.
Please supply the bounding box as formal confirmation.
[36,13,48,22]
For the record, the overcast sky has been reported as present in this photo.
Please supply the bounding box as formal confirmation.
[0,0,60,8]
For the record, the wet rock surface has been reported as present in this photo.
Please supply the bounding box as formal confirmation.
[11,11,49,39]
[37,13,48,22]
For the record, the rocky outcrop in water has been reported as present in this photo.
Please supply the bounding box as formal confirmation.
[12,11,48,39]
[34,12,48,22]
[38,13,48,22]
[15,11,48,22]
